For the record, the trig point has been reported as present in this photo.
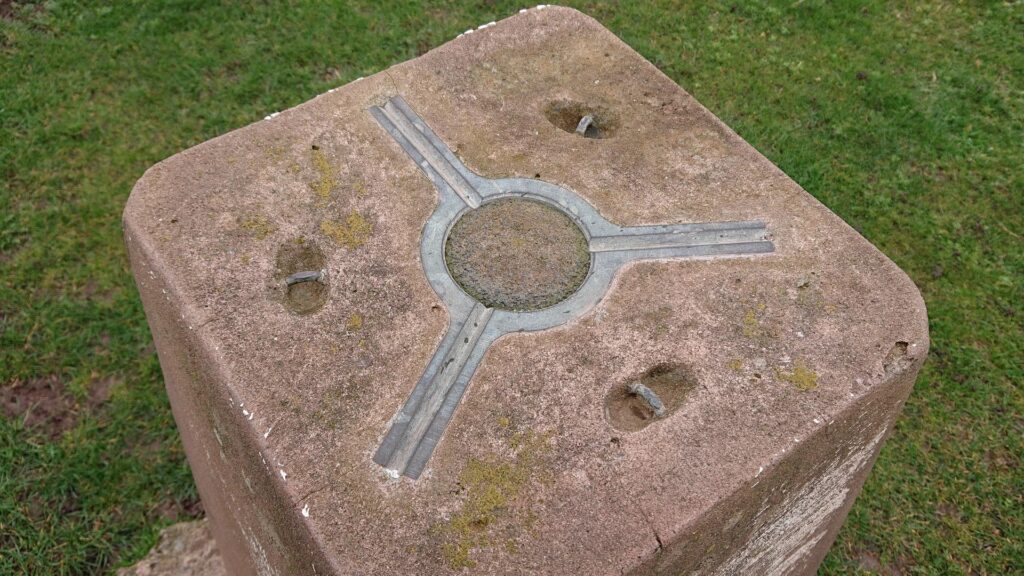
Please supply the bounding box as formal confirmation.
[125,6,928,575]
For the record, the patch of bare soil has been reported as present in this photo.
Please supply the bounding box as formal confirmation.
[855,548,914,576]
[155,494,204,521]
[0,0,43,22]
[1,373,119,438]
[87,374,117,408]
[2,374,76,437]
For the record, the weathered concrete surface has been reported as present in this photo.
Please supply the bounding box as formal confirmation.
[124,6,928,576]
[118,520,225,576]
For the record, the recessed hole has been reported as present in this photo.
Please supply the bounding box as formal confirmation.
[605,363,696,432]
[883,341,911,375]
[543,99,618,139]
[274,240,327,315]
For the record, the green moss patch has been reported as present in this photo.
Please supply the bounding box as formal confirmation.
[439,427,553,569]
[776,359,819,391]
[320,212,372,249]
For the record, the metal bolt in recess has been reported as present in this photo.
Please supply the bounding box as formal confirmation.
[369,96,774,479]
[284,270,324,287]
[628,382,666,417]
[575,114,595,136]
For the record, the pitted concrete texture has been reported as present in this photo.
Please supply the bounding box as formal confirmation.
[117,520,225,576]
[124,6,928,576]
[446,198,590,311]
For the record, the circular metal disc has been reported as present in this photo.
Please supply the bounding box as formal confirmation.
[445,198,591,311]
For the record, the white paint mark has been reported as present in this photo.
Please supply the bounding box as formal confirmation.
[301,504,310,518]
[279,470,287,481]
[384,468,400,480]
[264,425,274,439]
[710,430,886,575]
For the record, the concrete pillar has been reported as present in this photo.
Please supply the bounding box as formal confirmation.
[125,7,927,575]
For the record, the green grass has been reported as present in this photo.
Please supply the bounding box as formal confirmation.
[1,1,1020,574]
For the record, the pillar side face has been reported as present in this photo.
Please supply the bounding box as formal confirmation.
[124,7,928,575]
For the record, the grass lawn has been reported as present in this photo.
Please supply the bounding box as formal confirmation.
[1,1,1020,574]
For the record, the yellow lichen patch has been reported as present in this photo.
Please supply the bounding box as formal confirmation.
[440,425,553,569]
[776,359,819,391]
[742,309,760,338]
[727,358,744,372]
[320,212,372,249]
[352,179,368,198]
[310,148,337,201]
[742,303,769,340]
[346,313,363,331]
[267,145,286,162]
[239,214,275,239]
